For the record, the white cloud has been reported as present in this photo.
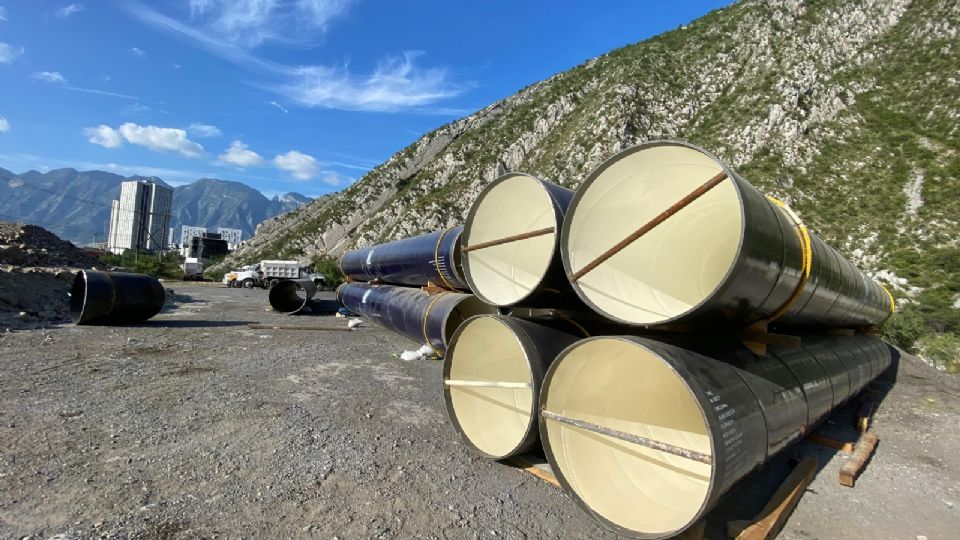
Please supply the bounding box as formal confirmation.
[281,51,463,112]
[184,0,352,48]
[219,140,264,167]
[32,71,67,84]
[84,125,123,148]
[268,100,288,113]
[55,3,85,18]
[188,123,222,138]
[0,42,23,64]
[0,116,9,133]
[130,47,148,58]
[0,7,8,22]
[125,3,467,113]
[273,150,319,180]
[83,122,205,158]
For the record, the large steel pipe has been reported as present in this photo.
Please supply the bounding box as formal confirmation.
[561,141,894,330]
[539,334,891,538]
[269,279,316,314]
[462,173,580,308]
[443,315,579,459]
[339,226,468,290]
[70,270,165,325]
[336,283,495,353]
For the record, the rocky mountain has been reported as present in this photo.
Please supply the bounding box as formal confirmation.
[223,0,960,370]
[0,169,311,244]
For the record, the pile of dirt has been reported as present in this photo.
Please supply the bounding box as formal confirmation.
[0,222,99,268]
[0,222,99,330]
[0,267,76,329]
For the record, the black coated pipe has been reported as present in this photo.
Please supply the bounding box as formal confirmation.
[443,315,579,459]
[268,279,317,314]
[462,173,582,308]
[539,334,891,538]
[561,140,894,330]
[70,270,165,325]
[339,226,468,290]
[336,282,495,353]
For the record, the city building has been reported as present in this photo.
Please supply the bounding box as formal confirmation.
[188,232,229,259]
[106,180,173,254]
[217,227,242,250]
[180,225,207,247]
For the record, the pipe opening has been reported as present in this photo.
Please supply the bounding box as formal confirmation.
[69,271,89,323]
[563,143,743,325]
[541,337,712,536]
[464,174,560,306]
[445,316,536,458]
[269,280,312,314]
[441,296,497,347]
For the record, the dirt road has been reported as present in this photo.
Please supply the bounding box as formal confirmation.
[0,284,957,539]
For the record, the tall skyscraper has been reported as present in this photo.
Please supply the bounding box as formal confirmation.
[106,180,173,254]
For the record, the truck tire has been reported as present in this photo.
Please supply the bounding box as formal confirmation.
[242,279,255,289]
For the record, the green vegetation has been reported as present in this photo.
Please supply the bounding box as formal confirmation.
[310,255,344,288]
[100,250,184,279]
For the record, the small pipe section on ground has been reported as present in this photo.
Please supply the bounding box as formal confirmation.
[268,279,317,314]
[70,270,166,325]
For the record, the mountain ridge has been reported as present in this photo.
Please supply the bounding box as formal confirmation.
[0,167,312,245]
[218,0,960,369]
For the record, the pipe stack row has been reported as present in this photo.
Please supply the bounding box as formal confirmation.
[337,140,895,538]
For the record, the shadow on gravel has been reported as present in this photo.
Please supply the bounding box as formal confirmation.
[132,320,257,328]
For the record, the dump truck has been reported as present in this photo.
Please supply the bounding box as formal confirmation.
[224,260,327,290]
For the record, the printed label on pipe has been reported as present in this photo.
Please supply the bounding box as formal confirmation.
[366,250,375,265]
[362,289,372,304]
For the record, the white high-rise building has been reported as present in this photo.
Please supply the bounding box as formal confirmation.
[106,180,173,254]
[180,225,207,246]
[217,227,242,249]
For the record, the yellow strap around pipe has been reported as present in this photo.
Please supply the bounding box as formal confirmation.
[433,226,459,291]
[879,283,896,322]
[421,292,449,352]
[765,196,813,323]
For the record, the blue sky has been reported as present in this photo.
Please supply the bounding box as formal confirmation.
[0,1,729,198]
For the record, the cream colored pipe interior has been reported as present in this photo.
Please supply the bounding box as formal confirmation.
[565,145,743,324]
[446,316,535,458]
[442,296,499,346]
[542,338,712,536]
[465,175,558,306]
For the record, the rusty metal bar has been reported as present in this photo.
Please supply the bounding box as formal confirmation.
[461,227,556,253]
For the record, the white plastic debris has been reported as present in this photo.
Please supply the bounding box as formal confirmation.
[347,318,363,329]
[399,350,421,361]
[416,343,436,357]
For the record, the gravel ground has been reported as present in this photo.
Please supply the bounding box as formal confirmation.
[0,284,957,539]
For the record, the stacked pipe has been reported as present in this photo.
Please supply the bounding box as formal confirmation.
[336,226,497,354]
[433,141,896,538]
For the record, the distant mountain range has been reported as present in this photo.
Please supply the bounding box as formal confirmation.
[0,167,310,245]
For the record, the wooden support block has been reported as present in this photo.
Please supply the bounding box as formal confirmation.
[805,433,854,453]
[839,432,879,487]
[421,281,449,295]
[824,328,856,336]
[507,454,560,488]
[857,401,876,433]
[727,457,818,540]
[739,320,802,356]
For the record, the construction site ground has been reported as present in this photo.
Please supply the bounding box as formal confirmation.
[0,283,957,539]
